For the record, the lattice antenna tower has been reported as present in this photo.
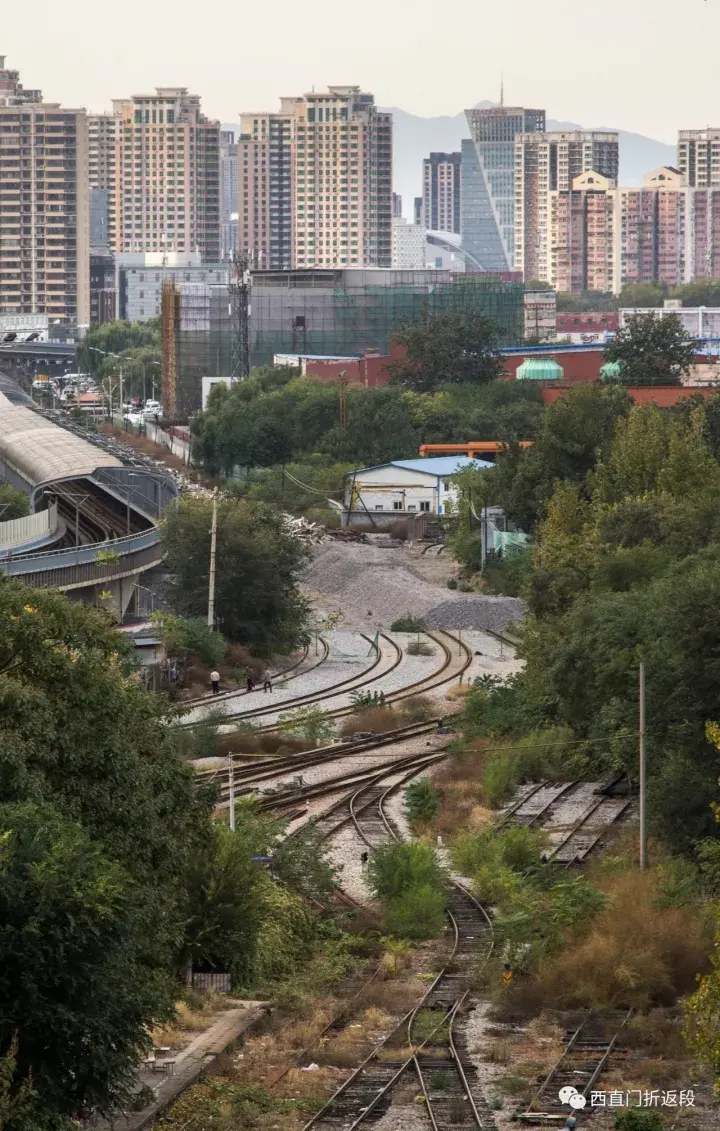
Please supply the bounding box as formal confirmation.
[229,250,251,379]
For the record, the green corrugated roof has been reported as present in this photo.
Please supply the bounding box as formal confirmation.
[516,357,564,381]
[600,360,623,382]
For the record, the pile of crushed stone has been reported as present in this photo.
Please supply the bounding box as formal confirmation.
[303,543,524,632]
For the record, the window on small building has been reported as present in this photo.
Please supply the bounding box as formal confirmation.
[393,501,403,511]
[374,505,384,511]
[419,501,430,512]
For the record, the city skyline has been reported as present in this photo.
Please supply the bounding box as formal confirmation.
[2,0,718,145]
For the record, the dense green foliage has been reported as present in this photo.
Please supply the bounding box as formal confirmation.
[0,580,342,1127]
[368,841,447,940]
[78,321,161,400]
[151,612,227,668]
[389,310,503,392]
[0,484,29,521]
[161,495,309,653]
[603,312,695,386]
[451,383,633,535]
[403,778,439,823]
[191,373,543,477]
[458,395,720,853]
[0,581,212,1124]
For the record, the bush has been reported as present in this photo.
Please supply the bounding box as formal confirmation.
[176,706,227,761]
[386,885,446,940]
[276,706,335,745]
[406,641,435,656]
[478,728,585,808]
[404,778,439,824]
[350,689,387,709]
[401,695,434,722]
[368,841,446,902]
[614,1111,664,1131]
[390,614,427,632]
[340,707,404,736]
[505,870,710,1013]
[447,578,458,590]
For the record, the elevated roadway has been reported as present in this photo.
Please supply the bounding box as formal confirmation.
[0,390,177,616]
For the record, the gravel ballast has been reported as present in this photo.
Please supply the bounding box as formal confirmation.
[304,543,524,633]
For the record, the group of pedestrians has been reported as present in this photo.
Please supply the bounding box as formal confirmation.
[209,670,273,696]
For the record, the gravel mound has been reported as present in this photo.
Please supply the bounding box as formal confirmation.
[303,543,526,633]
[424,596,524,633]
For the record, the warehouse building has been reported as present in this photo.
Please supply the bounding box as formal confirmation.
[343,456,492,528]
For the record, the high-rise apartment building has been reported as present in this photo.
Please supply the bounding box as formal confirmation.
[422,152,461,233]
[461,106,545,271]
[691,189,720,278]
[112,88,220,259]
[0,55,42,105]
[549,171,618,295]
[238,104,294,269]
[0,64,89,325]
[618,167,690,290]
[549,166,695,295]
[392,192,403,218]
[677,129,720,187]
[293,87,392,268]
[515,131,619,281]
[88,113,117,248]
[220,129,238,259]
[238,86,392,270]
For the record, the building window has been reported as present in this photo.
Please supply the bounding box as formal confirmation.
[419,501,430,512]
[393,501,403,511]
[374,505,384,511]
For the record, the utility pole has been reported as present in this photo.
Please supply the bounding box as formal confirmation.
[228,757,236,831]
[639,662,647,869]
[207,489,218,629]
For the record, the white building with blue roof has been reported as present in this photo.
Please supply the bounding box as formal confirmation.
[343,455,492,527]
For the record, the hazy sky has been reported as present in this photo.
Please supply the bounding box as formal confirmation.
[3,0,717,140]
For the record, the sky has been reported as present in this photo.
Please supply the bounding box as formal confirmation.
[3,0,717,141]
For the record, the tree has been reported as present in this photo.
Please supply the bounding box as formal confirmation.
[603,312,695,386]
[389,311,504,392]
[78,320,159,375]
[0,580,213,1123]
[161,496,310,654]
[0,486,29,522]
[489,383,633,530]
[403,778,439,823]
[0,803,175,1123]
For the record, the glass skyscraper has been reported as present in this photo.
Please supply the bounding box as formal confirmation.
[461,106,545,271]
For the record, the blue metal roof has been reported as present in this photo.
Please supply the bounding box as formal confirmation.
[391,456,492,475]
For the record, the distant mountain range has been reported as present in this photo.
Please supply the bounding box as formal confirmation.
[383,101,675,219]
[223,101,676,222]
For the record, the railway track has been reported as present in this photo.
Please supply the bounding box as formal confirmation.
[179,631,398,729]
[181,639,324,710]
[521,1010,633,1119]
[547,795,632,866]
[186,629,472,737]
[289,738,494,1131]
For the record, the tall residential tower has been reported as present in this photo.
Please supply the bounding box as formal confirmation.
[111,87,220,259]
[238,86,393,269]
[461,105,545,271]
[422,152,461,233]
[515,130,619,281]
[0,59,89,325]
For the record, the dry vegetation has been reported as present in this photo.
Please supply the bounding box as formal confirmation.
[150,990,237,1052]
[340,706,405,736]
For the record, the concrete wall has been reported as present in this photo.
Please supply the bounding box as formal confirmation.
[540,384,718,407]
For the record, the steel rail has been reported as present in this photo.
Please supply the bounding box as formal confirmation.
[179,632,398,729]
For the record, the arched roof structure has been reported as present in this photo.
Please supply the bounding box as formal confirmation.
[0,392,122,488]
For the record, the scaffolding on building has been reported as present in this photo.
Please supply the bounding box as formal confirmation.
[168,269,524,420]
